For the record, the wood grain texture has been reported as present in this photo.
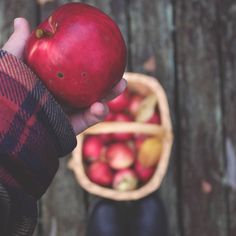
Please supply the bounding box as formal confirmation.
[219,0,236,235]
[175,0,227,235]
[0,0,37,47]
[39,156,87,236]
[83,0,129,61]
[127,1,179,235]
[38,0,73,21]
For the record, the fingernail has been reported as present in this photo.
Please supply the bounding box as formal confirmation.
[92,102,108,118]
[120,78,127,92]
[14,18,21,28]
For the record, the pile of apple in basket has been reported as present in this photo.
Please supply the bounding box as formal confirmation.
[69,73,173,200]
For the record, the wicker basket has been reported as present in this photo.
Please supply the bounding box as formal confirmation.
[68,72,173,201]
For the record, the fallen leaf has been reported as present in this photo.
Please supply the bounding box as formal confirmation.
[135,94,157,122]
[201,180,212,194]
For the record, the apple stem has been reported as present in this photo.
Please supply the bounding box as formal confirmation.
[35,28,53,39]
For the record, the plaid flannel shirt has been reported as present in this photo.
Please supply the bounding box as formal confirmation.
[0,50,77,235]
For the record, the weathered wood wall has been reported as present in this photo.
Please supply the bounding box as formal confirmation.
[1,0,236,236]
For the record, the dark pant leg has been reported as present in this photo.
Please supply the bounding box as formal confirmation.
[86,199,126,236]
[130,193,168,236]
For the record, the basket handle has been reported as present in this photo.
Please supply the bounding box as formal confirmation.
[82,121,169,138]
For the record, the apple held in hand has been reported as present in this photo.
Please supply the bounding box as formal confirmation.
[24,2,127,109]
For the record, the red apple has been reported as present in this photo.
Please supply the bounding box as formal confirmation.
[107,89,130,113]
[97,133,113,145]
[134,134,148,150]
[104,112,116,121]
[113,169,138,191]
[82,136,103,162]
[134,161,155,183]
[24,2,127,109]
[112,113,134,141]
[147,113,161,124]
[87,161,113,186]
[114,112,134,122]
[129,94,143,116]
[105,142,135,170]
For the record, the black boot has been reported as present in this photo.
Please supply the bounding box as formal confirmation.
[86,198,126,236]
[86,193,168,236]
[129,193,168,236]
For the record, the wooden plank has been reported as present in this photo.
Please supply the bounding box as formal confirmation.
[219,1,236,235]
[127,1,179,236]
[37,0,65,22]
[39,155,87,236]
[83,0,129,54]
[0,0,37,48]
[175,0,227,235]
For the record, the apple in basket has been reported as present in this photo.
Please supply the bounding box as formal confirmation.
[113,169,138,191]
[82,136,103,163]
[111,113,134,141]
[134,160,155,183]
[147,112,161,124]
[128,94,144,117]
[87,161,113,186]
[24,2,127,109]
[138,137,162,168]
[107,89,130,113]
[105,142,135,170]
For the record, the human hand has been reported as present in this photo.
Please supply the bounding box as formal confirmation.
[2,17,127,135]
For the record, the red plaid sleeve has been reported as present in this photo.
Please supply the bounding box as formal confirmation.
[0,50,77,199]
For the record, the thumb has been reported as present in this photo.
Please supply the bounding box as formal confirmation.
[2,18,30,59]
